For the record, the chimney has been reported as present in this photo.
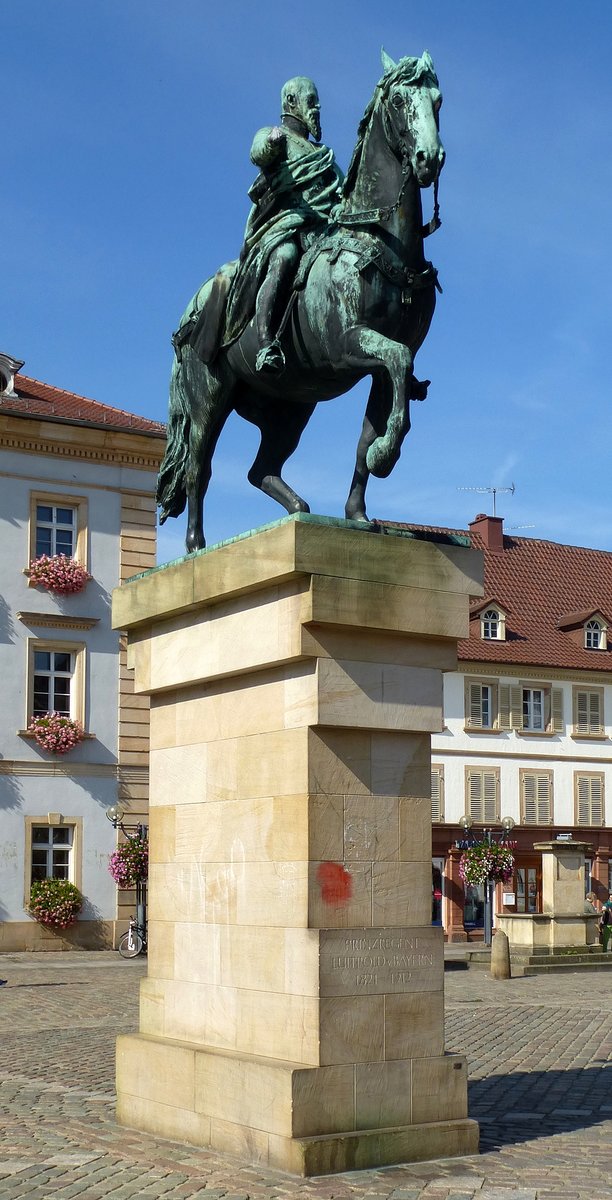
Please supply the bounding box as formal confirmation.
[469,512,504,553]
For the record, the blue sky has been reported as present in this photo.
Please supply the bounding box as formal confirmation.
[3,1,612,562]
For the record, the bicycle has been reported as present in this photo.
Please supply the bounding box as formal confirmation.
[118,916,147,958]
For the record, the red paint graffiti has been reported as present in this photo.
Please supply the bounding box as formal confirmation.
[317,861,353,906]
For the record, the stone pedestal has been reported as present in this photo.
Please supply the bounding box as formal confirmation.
[497,840,597,950]
[111,515,482,1175]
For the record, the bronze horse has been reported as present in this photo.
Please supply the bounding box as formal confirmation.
[157,51,445,552]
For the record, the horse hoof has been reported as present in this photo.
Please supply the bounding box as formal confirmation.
[185,532,206,553]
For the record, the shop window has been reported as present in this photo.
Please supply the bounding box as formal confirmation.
[432,858,444,925]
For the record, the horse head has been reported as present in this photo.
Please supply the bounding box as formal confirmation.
[379,49,445,188]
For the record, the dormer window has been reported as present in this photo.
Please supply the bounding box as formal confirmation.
[585,618,606,651]
[481,607,505,641]
[0,351,25,398]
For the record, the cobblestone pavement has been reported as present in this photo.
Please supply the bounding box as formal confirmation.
[1,952,611,1199]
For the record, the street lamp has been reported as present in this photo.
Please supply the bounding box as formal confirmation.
[455,815,517,947]
[105,806,149,939]
[482,817,516,947]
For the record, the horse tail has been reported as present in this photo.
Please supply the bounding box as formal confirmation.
[156,356,190,521]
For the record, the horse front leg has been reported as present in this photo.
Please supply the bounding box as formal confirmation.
[345,374,392,522]
[342,328,413,479]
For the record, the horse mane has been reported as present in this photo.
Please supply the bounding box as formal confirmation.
[342,53,439,200]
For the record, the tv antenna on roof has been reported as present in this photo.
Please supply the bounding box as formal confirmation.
[457,482,515,517]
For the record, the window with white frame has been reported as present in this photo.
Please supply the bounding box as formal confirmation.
[521,770,553,824]
[585,619,607,651]
[573,687,604,736]
[32,649,74,717]
[575,773,605,826]
[523,686,546,732]
[519,684,563,734]
[35,503,77,558]
[30,824,74,882]
[465,767,500,823]
[431,765,444,822]
[465,679,498,730]
[481,607,505,641]
[29,491,88,565]
[25,639,86,729]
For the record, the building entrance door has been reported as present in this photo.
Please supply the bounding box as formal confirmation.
[514,856,542,913]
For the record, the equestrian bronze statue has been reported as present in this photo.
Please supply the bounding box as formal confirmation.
[157,49,445,552]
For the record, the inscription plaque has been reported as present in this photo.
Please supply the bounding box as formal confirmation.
[320,926,443,996]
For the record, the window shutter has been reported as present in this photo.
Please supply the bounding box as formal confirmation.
[577,774,604,825]
[467,770,482,820]
[576,690,590,734]
[499,686,511,729]
[575,690,603,735]
[483,771,498,822]
[523,773,537,823]
[468,683,483,728]
[467,769,498,822]
[589,691,603,735]
[523,772,552,823]
[551,689,564,733]
[431,768,443,822]
[510,686,522,729]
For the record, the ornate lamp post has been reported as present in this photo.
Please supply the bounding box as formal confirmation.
[106,805,148,941]
[457,815,516,946]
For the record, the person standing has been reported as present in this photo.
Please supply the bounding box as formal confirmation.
[599,891,612,952]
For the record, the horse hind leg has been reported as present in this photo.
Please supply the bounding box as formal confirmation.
[240,397,316,515]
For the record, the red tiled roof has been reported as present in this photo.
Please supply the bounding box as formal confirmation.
[380,518,612,673]
[0,373,166,437]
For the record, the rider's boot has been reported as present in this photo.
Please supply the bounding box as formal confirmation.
[255,339,286,373]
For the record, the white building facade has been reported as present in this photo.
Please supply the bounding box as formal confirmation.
[426,514,612,941]
[0,354,165,949]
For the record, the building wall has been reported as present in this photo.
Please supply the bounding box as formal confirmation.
[0,430,161,949]
[431,668,612,940]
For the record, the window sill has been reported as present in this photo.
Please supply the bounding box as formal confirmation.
[18,729,95,741]
[570,733,608,742]
[464,726,502,735]
[516,730,556,738]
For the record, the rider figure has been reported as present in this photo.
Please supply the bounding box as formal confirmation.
[241,77,344,373]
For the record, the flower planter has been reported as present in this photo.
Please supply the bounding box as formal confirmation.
[29,878,83,929]
[459,841,516,887]
[28,554,91,594]
[28,712,85,755]
[109,838,149,888]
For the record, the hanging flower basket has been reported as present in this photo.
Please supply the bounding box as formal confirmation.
[28,712,85,755]
[29,554,91,594]
[108,838,149,888]
[459,840,516,887]
[29,878,83,929]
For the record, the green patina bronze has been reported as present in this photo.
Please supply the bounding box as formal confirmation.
[158,50,446,552]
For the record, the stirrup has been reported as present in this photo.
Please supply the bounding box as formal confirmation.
[255,341,286,374]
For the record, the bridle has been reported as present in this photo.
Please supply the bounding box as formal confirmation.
[337,85,441,237]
